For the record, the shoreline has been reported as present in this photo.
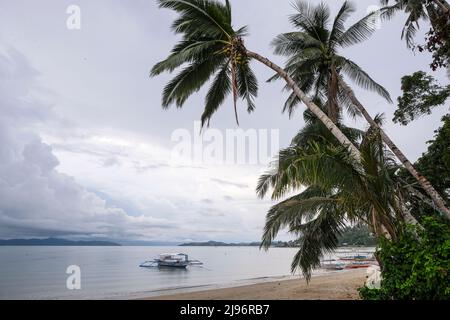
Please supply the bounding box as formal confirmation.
[138,269,367,300]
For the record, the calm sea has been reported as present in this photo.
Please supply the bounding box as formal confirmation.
[0,246,374,299]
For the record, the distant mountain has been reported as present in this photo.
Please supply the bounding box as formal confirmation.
[115,240,181,246]
[179,240,264,247]
[179,226,377,248]
[0,238,121,246]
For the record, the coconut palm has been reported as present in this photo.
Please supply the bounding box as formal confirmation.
[151,0,362,160]
[272,0,450,218]
[380,0,450,48]
[257,112,409,280]
[269,1,392,122]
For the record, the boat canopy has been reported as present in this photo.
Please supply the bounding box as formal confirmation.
[159,253,188,260]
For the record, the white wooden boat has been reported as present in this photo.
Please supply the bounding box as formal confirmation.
[139,253,202,269]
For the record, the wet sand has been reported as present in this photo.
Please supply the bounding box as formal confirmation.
[143,269,367,300]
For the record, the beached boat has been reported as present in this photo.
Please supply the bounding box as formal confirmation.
[344,261,374,269]
[320,259,345,270]
[338,253,376,262]
[139,253,202,269]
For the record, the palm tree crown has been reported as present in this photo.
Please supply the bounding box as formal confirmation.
[151,0,369,160]
[151,0,257,126]
[270,1,391,122]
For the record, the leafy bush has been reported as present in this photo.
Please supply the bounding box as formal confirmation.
[359,216,450,300]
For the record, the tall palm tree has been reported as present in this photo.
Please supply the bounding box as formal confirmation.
[271,0,450,218]
[257,112,409,280]
[339,81,450,218]
[269,1,392,122]
[150,0,361,161]
[380,0,450,48]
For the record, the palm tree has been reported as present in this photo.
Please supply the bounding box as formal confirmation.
[257,111,409,280]
[268,1,392,122]
[150,0,361,160]
[271,0,450,218]
[339,81,450,218]
[380,0,450,48]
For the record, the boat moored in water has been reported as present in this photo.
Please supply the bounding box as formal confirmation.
[139,253,203,269]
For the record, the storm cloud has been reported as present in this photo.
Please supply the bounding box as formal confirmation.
[0,0,448,242]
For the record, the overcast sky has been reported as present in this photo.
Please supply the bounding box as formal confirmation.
[0,0,448,242]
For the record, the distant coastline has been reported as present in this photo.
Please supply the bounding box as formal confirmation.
[0,238,121,246]
[179,240,286,247]
[179,226,376,247]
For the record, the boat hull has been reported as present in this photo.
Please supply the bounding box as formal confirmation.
[157,262,189,268]
[345,264,372,269]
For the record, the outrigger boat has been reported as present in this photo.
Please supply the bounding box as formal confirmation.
[344,261,374,269]
[338,254,376,261]
[320,259,345,270]
[320,251,378,271]
[339,252,377,269]
[139,253,203,269]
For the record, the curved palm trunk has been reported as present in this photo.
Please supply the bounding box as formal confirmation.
[246,50,361,161]
[339,79,450,219]
[327,67,340,123]
[245,50,442,223]
[432,0,450,13]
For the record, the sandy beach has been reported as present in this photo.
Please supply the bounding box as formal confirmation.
[143,269,367,300]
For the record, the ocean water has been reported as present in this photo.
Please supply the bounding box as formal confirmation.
[0,246,374,299]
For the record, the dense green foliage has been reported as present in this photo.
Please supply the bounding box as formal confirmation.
[338,225,377,246]
[359,216,450,300]
[394,71,450,125]
[414,115,450,203]
[397,115,450,219]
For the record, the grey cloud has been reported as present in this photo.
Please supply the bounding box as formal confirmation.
[0,47,178,240]
[102,156,121,167]
[1,0,448,242]
[210,178,249,189]
[132,161,206,173]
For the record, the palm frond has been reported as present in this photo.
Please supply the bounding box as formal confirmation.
[261,189,338,252]
[401,16,419,48]
[290,0,331,42]
[236,60,258,113]
[201,61,231,127]
[339,57,392,103]
[154,0,259,126]
[151,39,220,76]
[379,2,403,21]
[271,32,322,56]
[230,60,239,125]
[329,1,355,49]
[157,0,233,38]
[336,82,363,119]
[290,210,345,281]
[161,57,221,108]
[338,10,379,48]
